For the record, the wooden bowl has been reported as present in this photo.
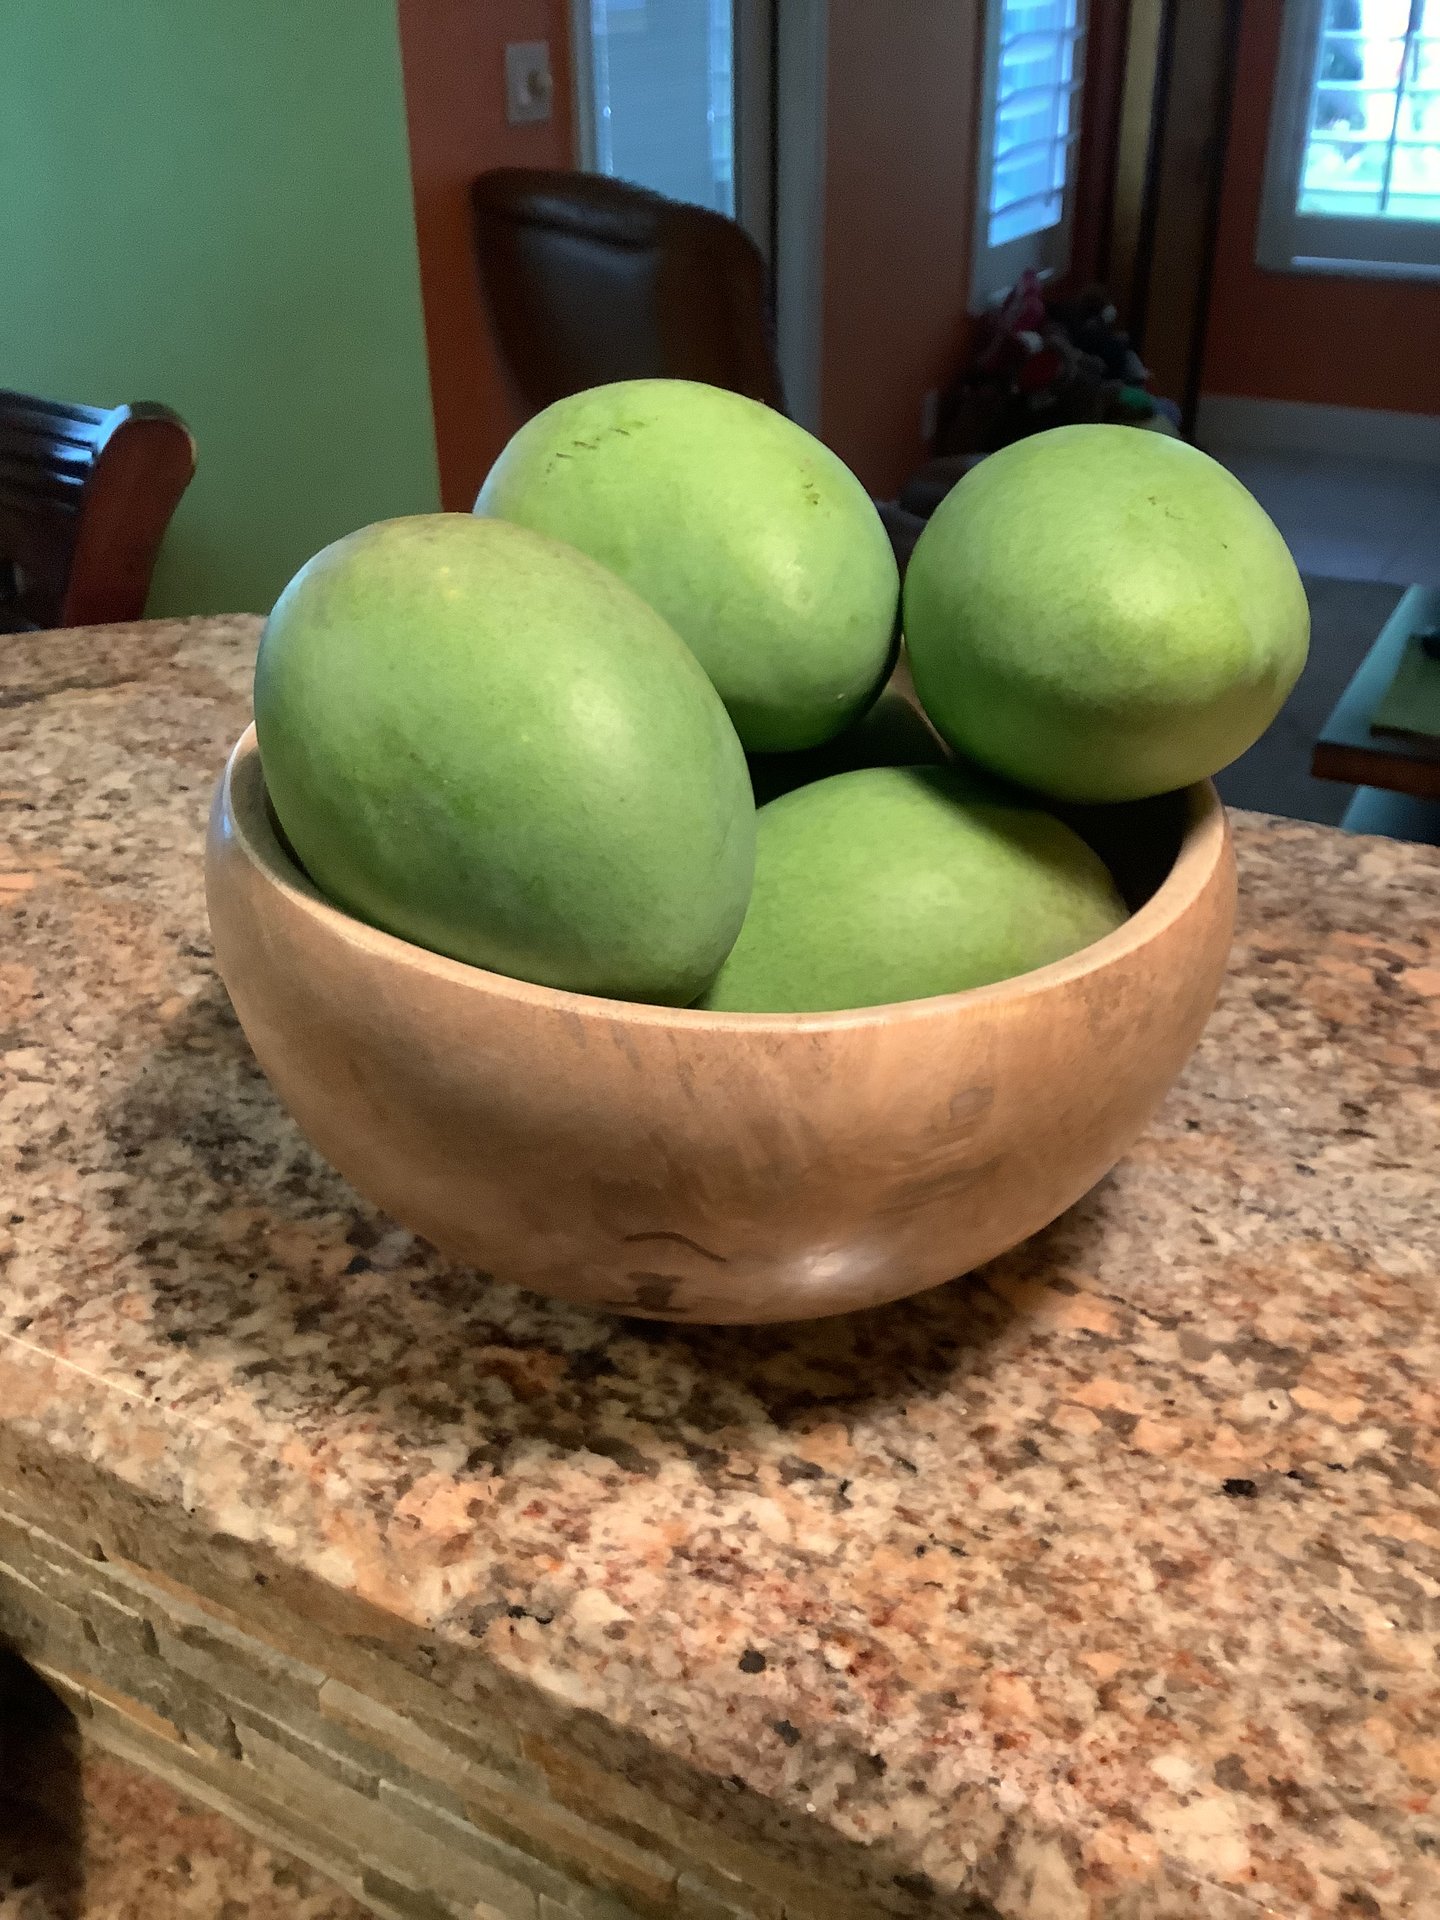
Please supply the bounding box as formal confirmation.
[206,727,1235,1324]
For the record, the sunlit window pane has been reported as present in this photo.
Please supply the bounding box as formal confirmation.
[986,0,1084,247]
[1300,1,1440,220]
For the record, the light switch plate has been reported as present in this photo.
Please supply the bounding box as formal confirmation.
[505,41,553,125]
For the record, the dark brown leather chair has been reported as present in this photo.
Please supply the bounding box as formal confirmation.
[0,390,197,632]
[472,167,784,417]
[470,168,926,569]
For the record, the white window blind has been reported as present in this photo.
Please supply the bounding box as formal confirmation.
[1260,0,1440,276]
[576,0,736,218]
[973,0,1088,306]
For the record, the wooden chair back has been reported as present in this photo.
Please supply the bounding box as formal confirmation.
[0,391,197,630]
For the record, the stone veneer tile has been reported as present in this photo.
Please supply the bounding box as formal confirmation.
[376,1776,580,1908]
[512,1733,823,1917]
[232,1697,382,1801]
[675,1868,779,1920]
[2,1539,670,1916]
[4,1475,783,1906]
[2,1524,807,1918]
[78,1709,437,1920]
[453,1777,677,1914]
[3,1541,674,1919]
[149,1612,328,1724]
[56,1707,376,1906]
[316,1676,530,1801]
[82,1584,161,1662]
[538,1893,646,1920]
[229,1725,539,1916]
[101,1527,534,1780]
[357,1864,460,1920]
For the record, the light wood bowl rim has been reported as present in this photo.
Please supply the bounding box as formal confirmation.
[218,725,1230,1035]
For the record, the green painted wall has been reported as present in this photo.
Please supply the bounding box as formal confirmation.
[2,0,441,617]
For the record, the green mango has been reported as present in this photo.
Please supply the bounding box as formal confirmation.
[701,765,1127,1014]
[904,425,1309,802]
[476,379,898,753]
[255,514,754,1004]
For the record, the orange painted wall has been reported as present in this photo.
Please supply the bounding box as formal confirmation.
[816,2,1128,499]
[818,1,983,499]
[1203,0,1440,413]
[397,0,574,511]
[401,2,1130,507]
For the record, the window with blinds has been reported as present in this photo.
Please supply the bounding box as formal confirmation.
[1300,0,1440,220]
[989,0,1087,246]
[972,0,1088,305]
[1260,0,1440,276]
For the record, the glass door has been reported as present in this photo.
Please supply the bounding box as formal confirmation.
[573,0,774,253]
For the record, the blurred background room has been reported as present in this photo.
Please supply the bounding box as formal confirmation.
[3,0,1438,835]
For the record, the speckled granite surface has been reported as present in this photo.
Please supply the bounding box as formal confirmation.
[1,617,1438,1919]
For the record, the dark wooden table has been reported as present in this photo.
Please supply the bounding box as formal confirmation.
[1312,583,1440,802]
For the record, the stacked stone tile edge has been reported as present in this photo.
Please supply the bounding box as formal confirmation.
[0,1498,860,1920]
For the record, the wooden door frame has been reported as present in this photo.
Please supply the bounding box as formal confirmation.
[1109,0,1243,434]
[773,0,827,430]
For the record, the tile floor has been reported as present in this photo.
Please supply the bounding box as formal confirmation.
[1204,442,1440,841]
[1207,445,1440,587]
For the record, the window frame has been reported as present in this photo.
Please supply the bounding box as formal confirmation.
[1257,0,1440,281]
[970,0,1088,310]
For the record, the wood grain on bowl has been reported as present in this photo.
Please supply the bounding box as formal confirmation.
[206,728,1236,1323]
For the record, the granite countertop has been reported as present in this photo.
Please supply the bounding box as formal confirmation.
[1,616,1438,1919]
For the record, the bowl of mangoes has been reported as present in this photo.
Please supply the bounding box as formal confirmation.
[207,385,1305,1322]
